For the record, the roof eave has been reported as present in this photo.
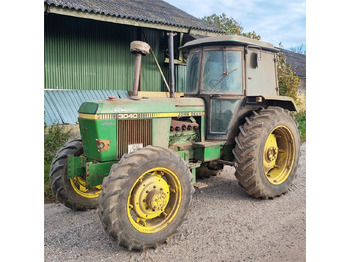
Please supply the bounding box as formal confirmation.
[44,4,223,36]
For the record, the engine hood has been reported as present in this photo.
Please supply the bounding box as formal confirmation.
[78,97,205,120]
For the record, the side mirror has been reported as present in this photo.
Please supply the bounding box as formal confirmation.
[251,52,259,69]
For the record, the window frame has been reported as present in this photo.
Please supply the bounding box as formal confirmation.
[200,46,244,95]
[183,47,202,94]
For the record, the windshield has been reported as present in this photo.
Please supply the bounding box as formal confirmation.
[202,50,242,94]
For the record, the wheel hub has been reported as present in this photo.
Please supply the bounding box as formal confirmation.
[131,175,170,220]
[146,190,167,211]
[266,146,278,162]
[126,166,183,234]
[263,134,279,174]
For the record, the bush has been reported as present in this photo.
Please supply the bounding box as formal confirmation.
[44,124,71,203]
[295,111,306,141]
[276,52,301,107]
[44,124,71,164]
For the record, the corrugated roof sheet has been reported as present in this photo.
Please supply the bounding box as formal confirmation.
[44,0,223,34]
[44,89,129,125]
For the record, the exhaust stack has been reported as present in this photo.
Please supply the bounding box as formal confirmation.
[130,41,151,100]
[167,32,176,98]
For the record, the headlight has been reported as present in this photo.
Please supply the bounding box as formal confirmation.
[96,139,111,152]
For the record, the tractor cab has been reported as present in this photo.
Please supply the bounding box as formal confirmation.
[181,35,282,140]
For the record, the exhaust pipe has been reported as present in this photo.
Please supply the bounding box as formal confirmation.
[167,32,176,98]
[130,41,150,100]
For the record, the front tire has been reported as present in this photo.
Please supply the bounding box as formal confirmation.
[98,146,194,251]
[233,107,300,198]
[49,138,101,210]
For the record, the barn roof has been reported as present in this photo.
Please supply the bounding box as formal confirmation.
[44,0,223,35]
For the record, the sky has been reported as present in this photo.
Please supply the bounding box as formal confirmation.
[164,0,306,52]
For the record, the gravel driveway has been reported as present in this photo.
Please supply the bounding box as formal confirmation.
[44,143,306,262]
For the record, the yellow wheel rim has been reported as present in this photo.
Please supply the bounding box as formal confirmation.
[127,167,182,234]
[263,125,295,185]
[70,176,102,199]
[70,152,102,199]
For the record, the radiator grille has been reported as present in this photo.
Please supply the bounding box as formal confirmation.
[117,119,153,158]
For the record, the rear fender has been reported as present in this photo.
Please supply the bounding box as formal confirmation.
[246,95,298,112]
[226,96,298,149]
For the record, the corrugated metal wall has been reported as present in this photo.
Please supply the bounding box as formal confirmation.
[175,65,187,92]
[44,14,168,92]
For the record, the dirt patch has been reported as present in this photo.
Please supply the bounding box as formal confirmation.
[44,143,306,262]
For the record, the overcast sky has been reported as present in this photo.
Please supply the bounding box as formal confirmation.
[164,0,306,51]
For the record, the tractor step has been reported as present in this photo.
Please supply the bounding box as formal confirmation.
[192,141,225,162]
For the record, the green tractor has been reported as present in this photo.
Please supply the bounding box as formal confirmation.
[50,35,300,250]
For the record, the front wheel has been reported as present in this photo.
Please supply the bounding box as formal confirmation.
[98,146,194,251]
[233,107,300,198]
[49,138,101,210]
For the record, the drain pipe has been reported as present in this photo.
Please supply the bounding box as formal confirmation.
[130,41,150,100]
[167,32,176,98]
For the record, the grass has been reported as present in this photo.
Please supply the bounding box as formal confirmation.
[295,110,306,141]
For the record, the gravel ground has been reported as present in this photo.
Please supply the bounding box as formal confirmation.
[44,143,306,262]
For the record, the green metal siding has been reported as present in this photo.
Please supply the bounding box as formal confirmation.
[175,65,187,92]
[44,14,167,91]
[139,28,168,92]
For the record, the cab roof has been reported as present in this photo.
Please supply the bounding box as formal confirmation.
[180,35,279,53]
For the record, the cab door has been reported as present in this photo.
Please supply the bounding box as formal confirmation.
[199,47,245,140]
[245,48,278,96]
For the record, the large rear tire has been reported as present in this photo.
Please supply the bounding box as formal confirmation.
[98,146,194,251]
[50,138,101,210]
[233,107,300,199]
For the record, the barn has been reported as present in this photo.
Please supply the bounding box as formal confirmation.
[44,0,222,125]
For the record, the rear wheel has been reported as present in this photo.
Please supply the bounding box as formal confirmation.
[98,146,194,251]
[233,107,300,198]
[50,138,101,210]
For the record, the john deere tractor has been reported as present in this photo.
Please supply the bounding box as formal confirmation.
[50,35,300,250]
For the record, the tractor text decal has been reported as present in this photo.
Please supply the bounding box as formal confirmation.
[79,112,205,120]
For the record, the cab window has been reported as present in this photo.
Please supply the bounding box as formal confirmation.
[202,50,242,94]
[184,52,201,93]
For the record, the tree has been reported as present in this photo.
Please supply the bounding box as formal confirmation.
[290,43,305,55]
[276,53,300,106]
[202,13,261,40]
